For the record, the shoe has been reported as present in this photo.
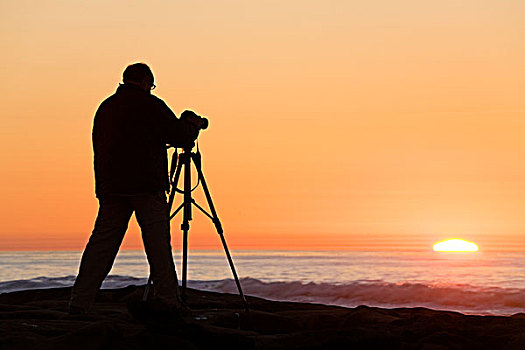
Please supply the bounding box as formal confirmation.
[171,301,192,317]
[149,299,192,317]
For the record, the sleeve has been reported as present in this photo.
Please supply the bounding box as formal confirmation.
[153,97,199,148]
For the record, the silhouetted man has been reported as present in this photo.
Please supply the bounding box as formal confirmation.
[70,63,199,314]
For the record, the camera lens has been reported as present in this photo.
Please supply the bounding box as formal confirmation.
[200,117,209,130]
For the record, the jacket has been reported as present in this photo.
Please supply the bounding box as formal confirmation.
[92,84,198,197]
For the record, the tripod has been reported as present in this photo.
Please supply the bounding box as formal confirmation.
[144,145,248,312]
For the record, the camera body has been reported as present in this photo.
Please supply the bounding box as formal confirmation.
[181,110,208,130]
[167,110,208,149]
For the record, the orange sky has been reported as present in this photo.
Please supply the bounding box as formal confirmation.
[1,1,524,251]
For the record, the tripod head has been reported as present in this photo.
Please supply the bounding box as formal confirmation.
[166,141,195,152]
[168,144,200,199]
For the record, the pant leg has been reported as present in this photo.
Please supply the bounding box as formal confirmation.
[70,196,133,310]
[132,192,181,305]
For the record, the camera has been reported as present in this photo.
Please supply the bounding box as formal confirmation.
[181,110,208,130]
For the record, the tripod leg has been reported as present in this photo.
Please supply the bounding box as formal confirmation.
[143,276,153,301]
[181,226,189,295]
[192,153,249,312]
[181,152,193,297]
[168,153,183,213]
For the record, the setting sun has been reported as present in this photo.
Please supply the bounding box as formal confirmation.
[433,239,479,252]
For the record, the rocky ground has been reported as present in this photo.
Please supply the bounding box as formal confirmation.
[1,285,524,349]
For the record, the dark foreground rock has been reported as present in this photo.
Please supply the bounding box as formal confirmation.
[0,285,524,349]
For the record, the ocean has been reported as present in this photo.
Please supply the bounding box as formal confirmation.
[0,249,524,316]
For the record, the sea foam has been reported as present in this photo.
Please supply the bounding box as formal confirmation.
[1,276,523,316]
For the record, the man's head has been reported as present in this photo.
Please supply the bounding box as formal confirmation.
[123,63,155,92]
